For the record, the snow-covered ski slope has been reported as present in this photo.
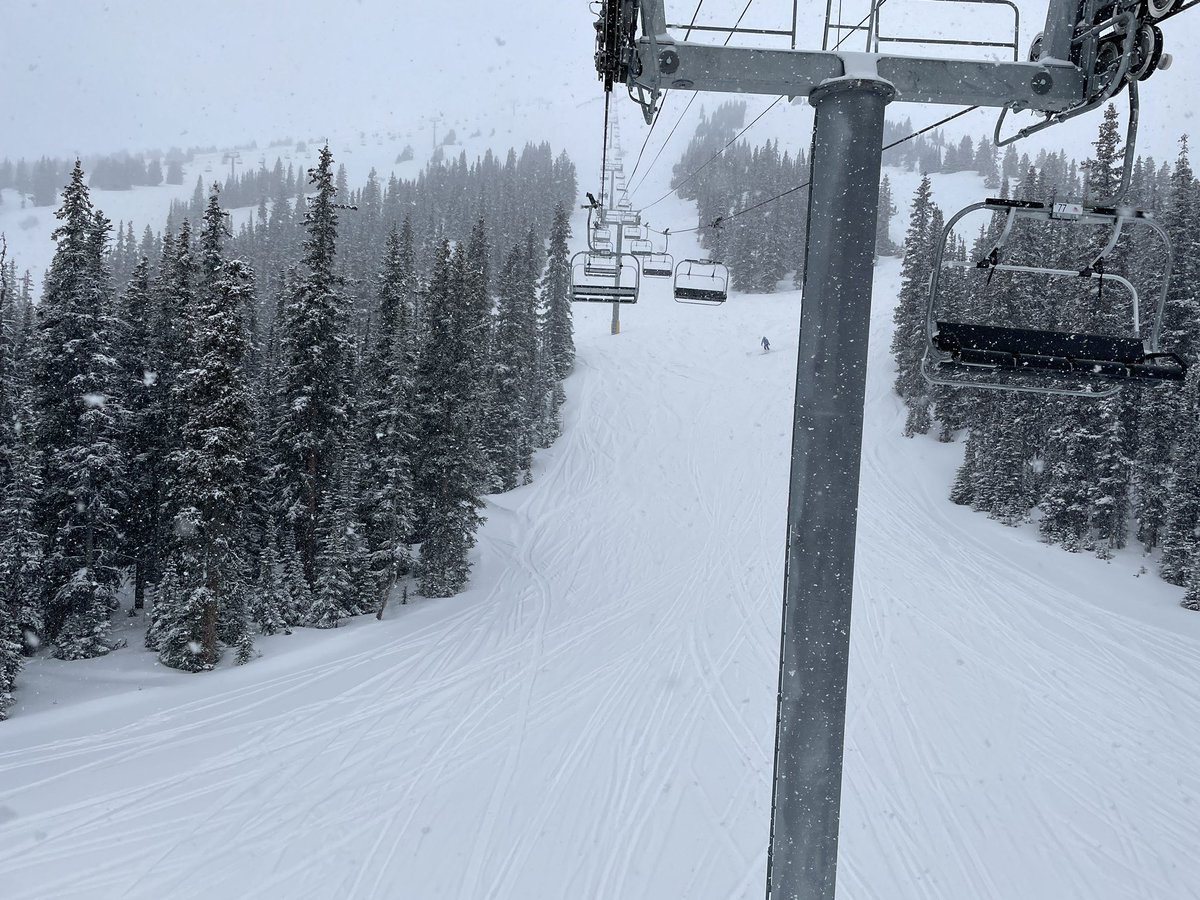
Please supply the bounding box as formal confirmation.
[3,158,1200,898]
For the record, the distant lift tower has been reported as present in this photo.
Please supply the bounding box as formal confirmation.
[591,1,1180,898]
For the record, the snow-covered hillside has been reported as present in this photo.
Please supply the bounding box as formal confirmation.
[2,156,1198,898]
[0,95,605,293]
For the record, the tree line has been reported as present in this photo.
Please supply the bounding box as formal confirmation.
[0,144,579,719]
[891,106,1200,610]
[667,104,1003,292]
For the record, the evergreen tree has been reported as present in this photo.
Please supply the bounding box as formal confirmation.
[0,411,42,716]
[891,175,937,436]
[1135,138,1198,551]
[155,190,257,669]
[1159,367,1200,584]
[31,162,126,659]
[273,146,353,586]
[1085,104,1123,201]
[875,175,898,256]
[538,203,574,442]
[490,238,540,489]
[309,459,367,627]
[249,526,290,636]
[357,222,417,608]
[413,242,486,597]
[117,258,160,610]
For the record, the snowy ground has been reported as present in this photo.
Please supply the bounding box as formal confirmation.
[3,149,1200,898]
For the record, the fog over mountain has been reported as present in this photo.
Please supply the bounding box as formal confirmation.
[4,0,1197,163]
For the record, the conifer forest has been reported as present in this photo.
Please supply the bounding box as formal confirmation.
[6,2,1200,896]
[0,143,578,715]
[668,101,1200,604]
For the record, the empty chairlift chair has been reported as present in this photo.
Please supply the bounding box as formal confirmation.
[921,198,1186,397]
[571,251,640,303]
[626,237,654,257]
[591,223,614,255]
[674,259,729,305]
[640,228,674,278]
[641,252,674,278]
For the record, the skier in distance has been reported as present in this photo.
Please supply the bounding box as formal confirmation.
[761,335,770,352]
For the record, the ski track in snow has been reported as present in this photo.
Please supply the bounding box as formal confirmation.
[2,161,1200,899]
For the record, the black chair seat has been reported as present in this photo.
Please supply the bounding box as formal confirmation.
[572,285,638,303]
[675,287,727,303]
[934,321,1185,382]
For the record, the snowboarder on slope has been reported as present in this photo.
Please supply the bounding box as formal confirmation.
[761,336,770,352]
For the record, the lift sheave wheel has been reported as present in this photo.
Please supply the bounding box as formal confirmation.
[674,259,730,305]
[921,197,1185,397]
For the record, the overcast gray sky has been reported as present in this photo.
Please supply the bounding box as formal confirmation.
[2,0,1197,162]
[1,0,594,158]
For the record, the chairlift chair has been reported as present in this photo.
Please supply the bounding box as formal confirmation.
[583,252,619,278]
[921,197,1185,397]
[674,259,730,305]
[639,227,673,277]
[626,237,654,257]
[571,251,640,303]
[591,223,614,254]
[642,252,675,278]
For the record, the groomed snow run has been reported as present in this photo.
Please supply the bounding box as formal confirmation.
[2,237,1199,900]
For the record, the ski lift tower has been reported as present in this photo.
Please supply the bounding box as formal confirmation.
[592,0,1180,897]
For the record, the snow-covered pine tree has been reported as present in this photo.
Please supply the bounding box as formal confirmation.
[356,221,417,610]
[116,257,162,611]
[31,162,126,659]
[414,241,486,597]
[249,524,290,636]
[491,237,540,490]
[1158,366,1200,584]
[153,223,196,539]
[1038,110,1133,555]
[0,378,43,715]
[154,190,257,670]
[1083,104,1123,201]
[890,175,937,436]
[309,456,367,627]
[273,146,353,586]
[536,202,573,444]
[463,217,499,489]
[0,557,21,716]
[278,525,311,627]
[875,175,898,257]
[1134,137,1199,552]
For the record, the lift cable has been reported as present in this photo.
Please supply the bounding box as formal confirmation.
[622,0,711,193]
[628,95,699,198]
[668,103,980,235]
[599,91,613,207]
[626,0,761,200]
[625,95,668,193]
[640,96,783,212]
[632,0,889,211]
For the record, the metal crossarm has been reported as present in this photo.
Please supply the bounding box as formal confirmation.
[588,2,1187,897]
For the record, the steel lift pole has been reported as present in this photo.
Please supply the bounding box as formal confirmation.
[766,76,894,900]
[594,0,1161,894]
[613,216,624,335]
